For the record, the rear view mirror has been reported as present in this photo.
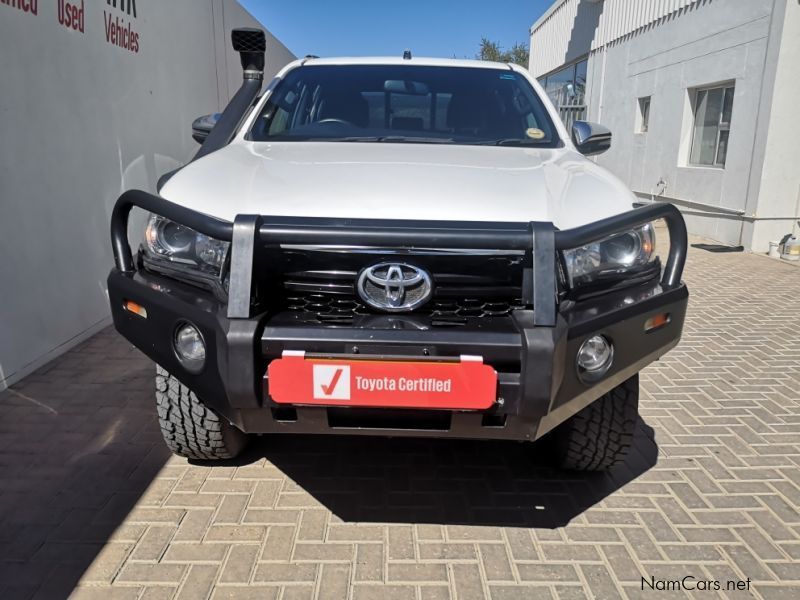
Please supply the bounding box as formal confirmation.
[384,80,430,95]
[572,121,611,156]
[192,113,221,144]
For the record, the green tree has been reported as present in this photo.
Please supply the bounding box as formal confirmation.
[477,38,503,62]
[477,37,530,67]
[508,42,530,67]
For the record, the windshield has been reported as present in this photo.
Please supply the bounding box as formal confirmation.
[249,64,560,147]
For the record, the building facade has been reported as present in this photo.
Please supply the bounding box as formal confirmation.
[530,0,799,252]
[0,0,294,390]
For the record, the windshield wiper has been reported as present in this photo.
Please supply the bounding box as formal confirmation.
[317,136,454,144]
[472,139,550,147]
[375,136,455,144]
[270,136,548,146]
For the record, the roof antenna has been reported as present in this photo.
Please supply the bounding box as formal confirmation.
[403,49,412,60]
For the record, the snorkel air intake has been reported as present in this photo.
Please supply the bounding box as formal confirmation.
[193,28,267,160]
[232,28,266,79]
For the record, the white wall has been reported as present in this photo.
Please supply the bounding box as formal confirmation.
[587,0,775,246]
[0,0,294,390]
[530,0,700,77]
[531,0,798,251]
[745,0,800,250]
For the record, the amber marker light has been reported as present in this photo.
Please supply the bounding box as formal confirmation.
[124,300,148,319]
[644,313,670,332]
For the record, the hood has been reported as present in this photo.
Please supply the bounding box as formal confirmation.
[160,141,635,230]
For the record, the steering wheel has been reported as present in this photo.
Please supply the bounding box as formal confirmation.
[317,118,355,126]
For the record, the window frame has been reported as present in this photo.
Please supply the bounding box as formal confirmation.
[688,83,735,168]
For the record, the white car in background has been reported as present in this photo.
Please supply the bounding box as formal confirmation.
[108,28,689,470]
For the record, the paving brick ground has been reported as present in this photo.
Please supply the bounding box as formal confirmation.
[1,246,799,599]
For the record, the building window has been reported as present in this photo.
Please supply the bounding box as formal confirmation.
[537,57,588,127]
[689,84,734,167]
[637,97,650,133]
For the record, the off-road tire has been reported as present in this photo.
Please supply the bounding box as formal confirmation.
[156,365,247,460]
[553,374,639,471]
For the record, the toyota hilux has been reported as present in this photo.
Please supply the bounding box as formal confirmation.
[108,29,688,470]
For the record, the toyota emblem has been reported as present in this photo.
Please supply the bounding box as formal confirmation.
[357,263,433,312]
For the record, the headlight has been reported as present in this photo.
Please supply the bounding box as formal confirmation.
[143,214,230,276]
[563,223,656,288]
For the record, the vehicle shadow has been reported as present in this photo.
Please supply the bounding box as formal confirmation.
[241,416,658,528]
[0,330,169,599]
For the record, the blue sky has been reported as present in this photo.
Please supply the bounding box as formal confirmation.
[240,0,553,60]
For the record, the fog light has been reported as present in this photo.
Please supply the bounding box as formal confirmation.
[577,335,613,382]
[174,322,205,372]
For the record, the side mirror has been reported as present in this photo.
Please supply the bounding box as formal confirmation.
[572,121,611,156]
[192,113,221,144]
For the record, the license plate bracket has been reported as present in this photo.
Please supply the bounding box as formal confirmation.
[267,352,497,410]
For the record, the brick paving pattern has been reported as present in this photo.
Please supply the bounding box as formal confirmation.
[0,246,798,599]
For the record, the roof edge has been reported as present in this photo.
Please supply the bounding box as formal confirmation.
[298,56,514,69]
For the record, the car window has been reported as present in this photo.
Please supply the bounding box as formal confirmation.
[250,65,560,147]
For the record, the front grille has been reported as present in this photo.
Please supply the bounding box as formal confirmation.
[260,246,530,322]
[429,298,526,318]
[284,293,525,320]
[285,294,370,317]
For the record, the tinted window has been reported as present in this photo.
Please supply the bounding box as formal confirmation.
[250,65,559,147]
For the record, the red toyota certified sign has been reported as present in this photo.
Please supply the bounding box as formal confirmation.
[267,353,497,410]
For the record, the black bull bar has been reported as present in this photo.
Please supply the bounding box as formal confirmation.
[110,189,688,324]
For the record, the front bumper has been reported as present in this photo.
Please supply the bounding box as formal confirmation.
[109,268,687,441]
[108,190,688,441]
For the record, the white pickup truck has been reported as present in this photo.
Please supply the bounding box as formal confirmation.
[108,29,688,470]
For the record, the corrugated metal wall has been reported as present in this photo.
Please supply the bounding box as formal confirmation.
[530,0,700,76]
[529,0,599,76]
[595,0,699,47]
